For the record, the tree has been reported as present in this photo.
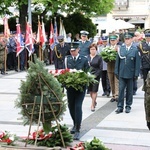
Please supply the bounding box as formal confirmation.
[0,0,114,32]
[63,13,97,38]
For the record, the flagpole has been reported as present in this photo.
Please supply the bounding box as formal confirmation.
[38,15,41,61]
[4,45,7,74]
[25,17,28,70]
[16,18,20,72]
[28,0,32,26]
[41,16,44,61]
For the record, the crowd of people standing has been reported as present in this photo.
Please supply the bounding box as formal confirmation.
[1,27,150,138]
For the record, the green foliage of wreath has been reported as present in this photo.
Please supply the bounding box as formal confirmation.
[15,58,66,126]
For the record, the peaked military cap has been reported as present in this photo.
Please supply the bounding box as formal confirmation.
[101,36,108,41]
[70,42,80,51]
[109,35,118,40]
[80,30,89,36]
[57,35,64,40]
[57,35,64,42]
[144,29,150,37]
[124,32,133,39]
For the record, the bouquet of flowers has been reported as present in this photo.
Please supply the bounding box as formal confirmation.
[100,46,117,62]
[50,69,97,91]
[0,131,18,145]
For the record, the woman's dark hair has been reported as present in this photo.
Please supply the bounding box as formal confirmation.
[89,43,97,50]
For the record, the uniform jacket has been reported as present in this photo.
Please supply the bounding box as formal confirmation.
[64,55,90,72]
[7,37,17,53]
[79,40,91,56]
[52,42,70,69]
[144,71,150,122]
[115,43,140,79]
[137,42,150,69]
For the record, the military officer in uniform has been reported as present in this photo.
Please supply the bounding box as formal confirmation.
[137,29,150,90]
[115,33,141,114]
[107,35,119,102]
[79,30,91,56]
[0,37,7,74]
[144,71,150,130]
[52,36,70,69]
[64,42,90,140]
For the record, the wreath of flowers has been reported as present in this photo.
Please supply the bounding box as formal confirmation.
[15,58,66,127]
[0,131,18,145]
[68,137,111,150]
[22,124,73,147]
[50,69,97,91]
[100,46,117,62]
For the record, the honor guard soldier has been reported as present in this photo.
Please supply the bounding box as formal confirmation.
[64,42,90,140]
[115,33,141,114]
[107,35,119,102]
[52,35,70,69]
[0,37,7,74]
[143,71,150,130]
[79,30,91,56]
[137,29,150,90]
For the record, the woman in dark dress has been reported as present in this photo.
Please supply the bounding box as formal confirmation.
[87,43,103,111]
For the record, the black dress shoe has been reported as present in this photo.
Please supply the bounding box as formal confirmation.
[125,108,131,113]
[133,92,136,95]
[73,131,80,140]
[102,93,106,96]
[110,98,115,102]
[106,91,110,97]
[115,108,123,114]
[70,126,76,134]
[115,98,118,102]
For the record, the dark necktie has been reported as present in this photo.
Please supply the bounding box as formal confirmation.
[74,57,76,62]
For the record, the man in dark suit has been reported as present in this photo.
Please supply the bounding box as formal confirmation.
[64,42,90,140]
[52,36,70,69]
[115,33,141,114]
[137,29,150,90]
[79,30,91,56]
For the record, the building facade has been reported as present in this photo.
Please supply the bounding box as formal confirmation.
[92,0,150,36]
[113,0,150,29]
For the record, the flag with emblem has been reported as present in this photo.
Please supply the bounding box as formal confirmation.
[54,17,58,45]
[49,20,54,50]
[59,18,67,42]
[3,17,10,38]
[25,22,34,56]
[16,24,24,56]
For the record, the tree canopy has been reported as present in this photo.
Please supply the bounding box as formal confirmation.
[0,0,114,17]
[0,0,114,35]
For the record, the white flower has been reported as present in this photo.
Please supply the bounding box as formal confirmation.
[9,135,15,141]
[54,129,58,132]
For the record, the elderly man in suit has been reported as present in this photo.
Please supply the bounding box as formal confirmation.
[64,42,90,140]
[115,33,141,114]
[52,35,70,69]
[78,30,91,57]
